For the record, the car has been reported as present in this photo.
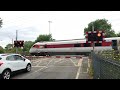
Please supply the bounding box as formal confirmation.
[0,53,31,79]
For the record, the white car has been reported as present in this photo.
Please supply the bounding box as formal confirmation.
[0,54,31,79]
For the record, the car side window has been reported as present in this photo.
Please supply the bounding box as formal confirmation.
[6,55,15,61]
[14,55,24,60]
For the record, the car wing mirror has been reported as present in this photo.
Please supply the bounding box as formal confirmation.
[24,58,26,61]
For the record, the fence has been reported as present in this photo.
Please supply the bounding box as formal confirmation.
[91,51,120,79]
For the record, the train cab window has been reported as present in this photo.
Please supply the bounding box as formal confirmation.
[74,44,80,47]
[95,43,102,46]
[83,43,91,47]
[40,46,44,48]
[33,45,40,48]
[44,45,47,48]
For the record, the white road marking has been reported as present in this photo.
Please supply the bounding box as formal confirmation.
[32,60,41,64]
[32,66,47,67]
[70,58,77,66]
[54,58,63,63]
[49,66,79,67]
[75,59,83,79]
[46,58,54,66]
[88,59,90,68]
[35,58,50,66]
[36,60,42,66]
[59,59,69,64]
[31,58,47,62]
[20,66,48,79]
[87,58,90,73]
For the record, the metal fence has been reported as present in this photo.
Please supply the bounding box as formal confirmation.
[91,51,120,79]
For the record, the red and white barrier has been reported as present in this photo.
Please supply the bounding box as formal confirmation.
[25,55,82,60]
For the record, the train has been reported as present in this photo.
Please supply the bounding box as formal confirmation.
[29,37,120,56]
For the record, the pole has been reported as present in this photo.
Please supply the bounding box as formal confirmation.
[92,23,94,51]
[48,21,52,35]
[16,30,18,53]
[12,38,13,48]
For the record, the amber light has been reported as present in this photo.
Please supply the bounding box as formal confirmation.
[97,33,101,37]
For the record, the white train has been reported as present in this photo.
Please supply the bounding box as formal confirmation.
[29,37,120,56]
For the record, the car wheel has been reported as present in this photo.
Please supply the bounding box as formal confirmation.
[2,69,11,79]
[26,64,31,72]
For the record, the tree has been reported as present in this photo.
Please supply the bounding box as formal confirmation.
[5,44,15,53]
[0,46,4,53]
[0,18,2,28]
[34,34,54,43]
[116,32,120,37]
[23,41,34,55]
[84,19,117,38]
[6,44,13,50]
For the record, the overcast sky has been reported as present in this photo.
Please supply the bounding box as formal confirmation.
[0,11,120,48]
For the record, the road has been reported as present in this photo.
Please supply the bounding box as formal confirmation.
[11,56,90,79]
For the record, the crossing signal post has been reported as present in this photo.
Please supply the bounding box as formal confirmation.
[86,30,105,51]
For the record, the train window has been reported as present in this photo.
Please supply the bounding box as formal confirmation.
[44,45,47,48]
[33,45,40,48]
[95,43,102,46]
[83,43,91,47]
[40,46,44,48]
[74,44,80,47]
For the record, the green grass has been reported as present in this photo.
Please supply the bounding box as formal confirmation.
[88,59,94,79]
[98,50,120,61]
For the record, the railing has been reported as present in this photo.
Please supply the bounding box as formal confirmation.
[91,50,120,79]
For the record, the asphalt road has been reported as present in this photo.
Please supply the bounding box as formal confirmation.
[11,56,90,79]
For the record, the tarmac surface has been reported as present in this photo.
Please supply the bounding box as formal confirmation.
[11,56,90,79]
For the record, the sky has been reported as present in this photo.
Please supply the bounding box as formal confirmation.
[0,11,120,48]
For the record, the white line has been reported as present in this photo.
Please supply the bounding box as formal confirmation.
[88,59,90,68]
[32,66,47,67]
[46,58,54,66]
[36,60,42,66]
[54,58,63,63]
[20,66,48,79]
[54,58,67,64]
[31,58,49,63]
[49,66,79,67]
[75,59,83,79]
[70,58,77,66]
[59,59,68,64]
[87,58,90,73]
[33,66,48,73]
[32,60,41,64]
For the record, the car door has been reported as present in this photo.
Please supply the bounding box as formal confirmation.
[6,55,20,71]
[14,55,26,70]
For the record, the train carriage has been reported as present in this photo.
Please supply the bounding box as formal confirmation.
[29,37,120,56]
